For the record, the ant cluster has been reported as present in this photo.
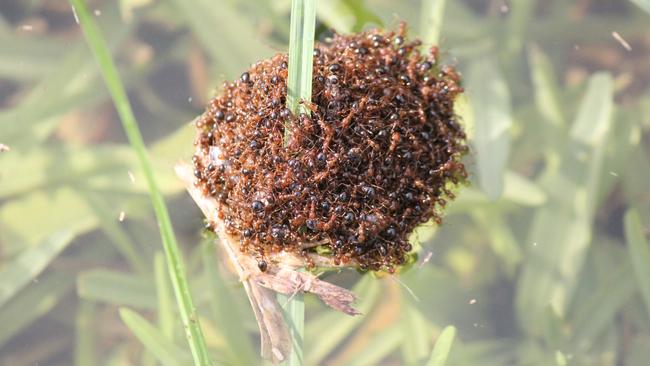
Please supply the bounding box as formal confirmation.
[192,23,467,273]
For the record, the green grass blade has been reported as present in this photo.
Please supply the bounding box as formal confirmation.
[472,209,522,275]
[306,276,380,365]
[571,257,636,343]
[0,4,130,150]
[467,58,513,200]
[154,252,175,341]
[0,272,74,346]
[278,290,305,366]
[75,300,96,366]
[285,0,316,144]
[348,324,403,366]
[445,339,517,366]
[631,0,650,14]
[165,0,269,79]
[400,302,432,364]
[0,34,65,81]
[201,240,257,365]
[426,326,457,366]
[420,0,447,46]
[77,270,157,309]
[68,1,212,364]
[501,171,547,206]
[0,144,180,199]
[625,209,650,317]
[119,308,191,366]
[570,73,614,147]
[277,0,315,362]
[84,193,148,274]
[504,0,535,56]
[515,73,613,335]
[409,170,547,214]
[0,230,74,308]
[528,44,564,127]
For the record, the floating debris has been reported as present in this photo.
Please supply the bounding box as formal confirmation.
[612,31,632,52]
[71,5,79,24]
[418,251,434,269]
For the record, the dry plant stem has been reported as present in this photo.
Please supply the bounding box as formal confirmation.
[176,163,360,363]
[176,164,289,363]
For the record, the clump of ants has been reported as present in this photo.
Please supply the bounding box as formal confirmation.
[192,23,468,273]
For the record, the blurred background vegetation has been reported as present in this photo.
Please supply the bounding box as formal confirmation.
[1,0,649,365]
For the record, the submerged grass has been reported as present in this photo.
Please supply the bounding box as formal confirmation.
[67,0,212,364]
[1,0,649,365]
[426,325,456,366]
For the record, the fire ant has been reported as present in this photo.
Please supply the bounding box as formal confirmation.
[191,22,468,271]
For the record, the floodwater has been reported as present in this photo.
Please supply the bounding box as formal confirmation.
[0,0,648,365]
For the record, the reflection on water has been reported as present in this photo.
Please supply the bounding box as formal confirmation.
[0,0,648,364]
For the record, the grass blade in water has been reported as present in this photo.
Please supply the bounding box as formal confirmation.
[0,272,74,346]
[528,44,564,127]
[77,269,157,309]
[625,209,650,317]
[515,73,613,335]
[0,230,74,308]
[285,0,316,144]
[631,0,650,14]
[278,286,305,366]
[201,240,257,365]
[154,253,175,340]
[74,300,96,366]
[426,325,457,366]
[467,58,513,200]
[68,0,212,364]
[119,308,191,366]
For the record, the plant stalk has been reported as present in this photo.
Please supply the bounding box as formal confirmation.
[69,1,212,364]
[280,0,315,362]
[285,0,316,146]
